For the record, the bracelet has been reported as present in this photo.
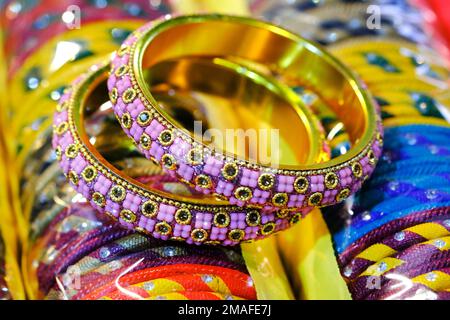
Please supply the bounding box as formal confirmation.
[350,238,450,300]
[100,273,252,300]
[36,203,248,298]
[109,14,383,212]
[80,264,256,300]
[53,60,326,245]
[4,1,170,65]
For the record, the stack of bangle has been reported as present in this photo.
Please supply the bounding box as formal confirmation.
[311,3,450,299]
[31,201,255,300]
[252,0,430,46]
[51,15,382,245]
[322,123,450,299]
[1,0,171,77]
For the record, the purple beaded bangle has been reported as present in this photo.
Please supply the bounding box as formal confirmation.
[52,62,317,246]
[108,15,384,211]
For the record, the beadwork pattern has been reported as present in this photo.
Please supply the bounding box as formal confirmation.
[108,18,384,211]
[52,63,313,246]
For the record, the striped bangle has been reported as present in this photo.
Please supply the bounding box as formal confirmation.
[80,264,256,300]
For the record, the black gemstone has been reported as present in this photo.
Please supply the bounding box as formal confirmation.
[225,165,236,177]
[198,176,209,186]
[194,231,204,239]
[247,212,259,223]
[178,211,189,221]
[216,214,227,225]
[85,169,94,178]
[311,195,321,204]
[163,157,173,166]
[274,195,285,204]
[296,179,306,188]
[158,225,168,233]
[238,189,249,198]
[231,231,241,240]
[161,132,172,142]
[143,203,155,213]
[261,175,273,186]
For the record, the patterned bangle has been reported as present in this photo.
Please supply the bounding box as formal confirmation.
[98,273,253,300]
[52,61,327,245]
[108,14,383,212]
[342,214,450,282]
[103,291,245,300]
[4,1,170,64]
[349,239,450,300]
[80,264,256,300]
[37,204,249,298]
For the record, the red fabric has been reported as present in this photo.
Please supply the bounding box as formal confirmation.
[414,0,450,66]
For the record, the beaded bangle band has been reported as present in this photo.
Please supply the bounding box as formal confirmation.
[52,61,326,245]
[108,14,383,211]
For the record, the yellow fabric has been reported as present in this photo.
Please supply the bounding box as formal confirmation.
[0,31,26,299]
[360,257,404,277]
[406,223,450,241]
[171,0,250,15]
[241,237,295,300]
[413,271,450,292]
[425,236,450,251]
[277,209,351,300]
[356,244,397,262]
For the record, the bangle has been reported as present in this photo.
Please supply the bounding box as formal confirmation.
[109,14,383,211]
[349,237,450,300]
[4,1,170,65]
[80,264,255,300]
[36,203,248,298]
[99,272,253,300]
[53,61,326,245]
[103,291,244,300]
[9,20,143,114]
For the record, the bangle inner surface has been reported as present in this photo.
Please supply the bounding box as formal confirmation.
[137,15,376,170]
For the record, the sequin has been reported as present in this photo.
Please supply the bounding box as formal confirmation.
[425,272,437,282]
[343,266,352,277]
[377,262,387,272]
[99,247,111,259]
[362,211,371,221]
[142,282,155,291]
[388,181,400,191]
[202,275,213,283]
[425,189,438,200]
[433,239,446,249]
[394,232,405,241]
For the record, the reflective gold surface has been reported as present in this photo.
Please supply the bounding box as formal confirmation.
[135,15,378,170]
[75,59,324,205]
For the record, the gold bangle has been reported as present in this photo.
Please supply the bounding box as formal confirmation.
[108,14,383,211]
[53,58,325,245]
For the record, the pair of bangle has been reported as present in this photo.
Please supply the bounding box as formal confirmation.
[53,14,383,244]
